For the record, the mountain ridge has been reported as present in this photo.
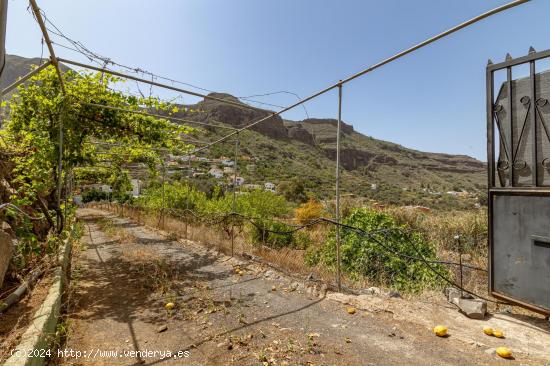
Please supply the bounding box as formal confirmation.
[1,55,486,208]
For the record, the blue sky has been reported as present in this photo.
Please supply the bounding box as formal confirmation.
[5,0,549,160]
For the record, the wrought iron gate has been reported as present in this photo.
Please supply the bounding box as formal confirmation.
[487,47,550,315]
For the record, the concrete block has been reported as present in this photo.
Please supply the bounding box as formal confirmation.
[458,298,487,319]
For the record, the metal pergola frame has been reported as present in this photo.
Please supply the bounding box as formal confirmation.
[23,0,531,292]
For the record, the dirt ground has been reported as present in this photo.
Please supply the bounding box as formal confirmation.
[0,272,54,362]
[52,208,550,365]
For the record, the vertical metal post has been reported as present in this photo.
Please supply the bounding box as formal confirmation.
[56,116,64,232]
[455,235,464,298]
[185,156,190,239]
[63,169,69,223]
[507,66,514,186]
[0,0,8,81]
[486,65,495,189]
[530,60,538,186]
[335,82,343,292]
[231,134,239,257]
[161,163,166,229]
[486,63,495,292]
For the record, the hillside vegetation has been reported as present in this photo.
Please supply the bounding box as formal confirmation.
[1,56,486,210]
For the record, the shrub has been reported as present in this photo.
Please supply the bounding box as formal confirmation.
[277,178,308,203]
[309,208,446,292]
[250,219,294,249]
[82,188,109,203]
[295,199,324,225]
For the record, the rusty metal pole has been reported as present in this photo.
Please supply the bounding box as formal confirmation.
[335,82,343,292]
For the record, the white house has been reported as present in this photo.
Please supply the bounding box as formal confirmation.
[221,159,235,167]
[209,168,224,179]
[243,184,262,191]
[100,184,112,193]
[235,177,245,186]
[131,179,142,197]
[264,182,275,191]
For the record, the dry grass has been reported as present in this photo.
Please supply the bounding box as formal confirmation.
[97,217,136,244]
[91,202,488,294]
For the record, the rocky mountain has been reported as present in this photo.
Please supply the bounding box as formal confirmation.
[2,55,486,208]
[174,92,486,208]
[0,54,71,91]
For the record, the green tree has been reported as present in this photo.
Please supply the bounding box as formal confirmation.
[1,65,193,234]
[277,178,308,203]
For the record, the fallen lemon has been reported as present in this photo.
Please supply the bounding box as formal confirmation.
[493,329,505,338]
[433,325,448,337]
[165,302,175,310]
[496,346,512,359]
[346,307,356,315]
[483,326,494,336]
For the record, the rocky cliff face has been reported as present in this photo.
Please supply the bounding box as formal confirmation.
[194,93,288,139]
[2,55,485,182]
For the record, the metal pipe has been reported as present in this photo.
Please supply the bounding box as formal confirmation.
[185,157,190,239]
[161,163,166,229]
[29,0,65,93]
[82,102,238,131]
[190,0,530,154]
[57,57,264,113]
[455,235,464,298]
[0,0,8,80]
[340,0,530,86]
[56,113,64,232]
[231,134,239,257]
[507,66,514,186]
[486,66,495,188]
[29,0,67,232]
[85,140,210,150]
[1,60,51,96]
[335,83,342,292]
[530,60,538,186]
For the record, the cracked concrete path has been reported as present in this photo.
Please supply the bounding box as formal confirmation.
[53,208,548,365]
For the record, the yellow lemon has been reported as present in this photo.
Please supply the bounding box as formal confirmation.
[346,307,356,315]
[433,325,448,337]
[496,347,512,359]
[493,329,505,338]
[483,326,494,336]
[165,302,175,310]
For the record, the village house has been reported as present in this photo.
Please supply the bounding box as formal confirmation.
[228,176,245,186]
[243,184,262,191]
[221,159,234,167]
[208,168,224,178]
[131,179,142,197]
[264,182,275,191]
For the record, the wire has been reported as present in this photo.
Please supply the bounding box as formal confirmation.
[42,14,309,115]
[103,202,498,305]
